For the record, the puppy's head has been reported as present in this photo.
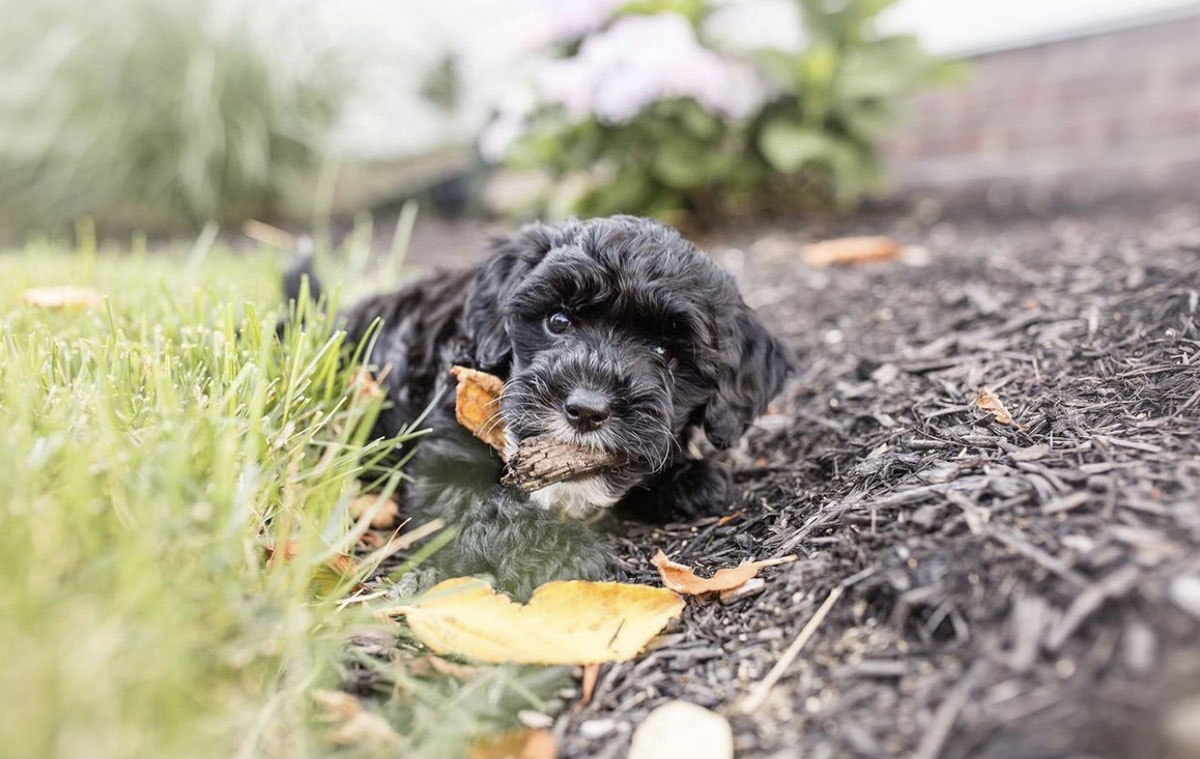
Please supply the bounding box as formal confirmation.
[466,216,793,515]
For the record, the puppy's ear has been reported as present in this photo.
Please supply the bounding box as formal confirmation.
[465,223,554,370]
[702,305,794,449]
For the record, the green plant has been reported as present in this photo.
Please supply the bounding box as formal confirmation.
[752,0,961,206]
[0,0,345,234]
[482,0,959,220]
[0,235,568,758]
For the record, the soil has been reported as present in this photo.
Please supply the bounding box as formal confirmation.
[364,192,1200,759]
[566,196,1200,759]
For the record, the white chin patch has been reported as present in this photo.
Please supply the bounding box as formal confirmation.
[529,477,620,518]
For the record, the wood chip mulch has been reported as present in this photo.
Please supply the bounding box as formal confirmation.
[562,200,1200,759]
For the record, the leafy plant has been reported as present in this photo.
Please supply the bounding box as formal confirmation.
[481,0,959,220]
[752,0,961,206]
[0,0,345,234]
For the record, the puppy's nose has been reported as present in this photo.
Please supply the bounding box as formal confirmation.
[563,389,611,433]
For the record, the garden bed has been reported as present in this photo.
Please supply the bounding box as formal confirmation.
[546,195,1200,758]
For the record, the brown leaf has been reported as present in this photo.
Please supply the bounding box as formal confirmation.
[404,655,480,680]
[349,494,400,529]
[451,366,508,455]
[470,728,556,759]
[801,236,901,267]
[976,387,1020,427]
[21,286,104,309]
[313,689,401,749]
[263,542,359,596]
[399,577,683,664]
[348,369,384,403]
[651,549,796,595]
[575,663,601,712]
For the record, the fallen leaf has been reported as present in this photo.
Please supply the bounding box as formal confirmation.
[349,494,400,529]
[575,663,601,712]
[976,387,1020,427]
[404,655,480,680]
[357,532,387,550]
[651,550,796,595]
[628,701,732,759]
[451,366,508,454]
[400,577,683,664]
[21,286,104,309]
[348,369,384,402]
[263,542,359,597]
[470,728,556,759]
[312,689,401,749]
[801,236,901,267]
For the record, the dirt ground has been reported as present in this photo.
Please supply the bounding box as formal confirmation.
[394,193,1200,759]
[566,196,1200,759]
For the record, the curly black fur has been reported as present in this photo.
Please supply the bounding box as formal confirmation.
[287,216,793,597]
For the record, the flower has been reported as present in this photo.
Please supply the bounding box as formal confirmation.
[536,14,764,124]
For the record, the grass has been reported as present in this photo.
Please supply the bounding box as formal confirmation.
[0,230,566,758]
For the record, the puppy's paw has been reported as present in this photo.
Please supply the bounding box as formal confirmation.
[665,460,735,520]
[621,459,735,523]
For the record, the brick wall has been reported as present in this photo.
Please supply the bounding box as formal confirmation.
[882,11,1200,193]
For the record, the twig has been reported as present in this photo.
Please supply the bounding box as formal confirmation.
[914,662,983,759]
[989,529,1089,588]
[740,584,843,714]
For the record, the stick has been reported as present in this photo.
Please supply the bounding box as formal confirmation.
[740,584,843,714]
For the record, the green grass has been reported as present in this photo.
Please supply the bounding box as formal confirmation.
[0,234,566,758]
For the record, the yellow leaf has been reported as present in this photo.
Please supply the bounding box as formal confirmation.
[403,577,683,664]
[21,286,104,309]
[470,728,556,759]
[451,366,508,455]
[650,550,795,595]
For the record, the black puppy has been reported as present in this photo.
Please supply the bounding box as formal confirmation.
[288,216,792,596]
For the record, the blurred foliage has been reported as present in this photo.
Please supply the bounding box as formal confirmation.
[0,0,345,234]
[0,233,571,758]
[486,0,961,221]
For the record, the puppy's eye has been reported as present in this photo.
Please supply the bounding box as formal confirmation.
[545,311,573,334]
[651,344,669,358]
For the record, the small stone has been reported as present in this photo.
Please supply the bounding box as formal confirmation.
[578,718,618,740]
[1168,575,1200,619]
[1162,694,1200,759]
[517,709,553,729]
[628,701,732,759]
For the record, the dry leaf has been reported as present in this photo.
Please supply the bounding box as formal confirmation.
[348,369,384,402]
[470,728,556,759]
[651,549,796,595]
[576,663,601,712]
[313,689,401,749]
[404,655,480,680]
[628,701,732,759]
[21,286,104,309]
[401,577,683,664]
[976,387,1020,427]
[451,366,508,454]
[263,542,359,596]
[349,494,400,530]
[802,236,901,267]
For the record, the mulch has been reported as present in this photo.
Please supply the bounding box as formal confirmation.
[557,196,1200,759]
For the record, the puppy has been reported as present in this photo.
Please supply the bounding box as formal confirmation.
[288,216,792,597]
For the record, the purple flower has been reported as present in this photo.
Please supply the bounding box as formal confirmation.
[536,14,763,124]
